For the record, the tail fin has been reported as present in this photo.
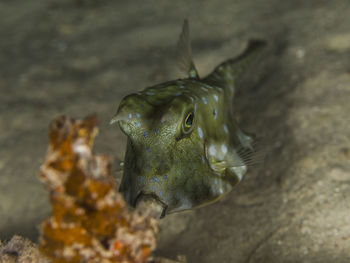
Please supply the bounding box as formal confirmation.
[204,40,266,93]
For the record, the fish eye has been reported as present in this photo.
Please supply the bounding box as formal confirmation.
[183,111,194,133]
[185,112,194,127]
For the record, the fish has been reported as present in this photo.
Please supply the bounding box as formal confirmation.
[110,20,266,217]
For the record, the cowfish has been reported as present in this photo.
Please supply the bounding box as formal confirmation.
[111,20,265,217]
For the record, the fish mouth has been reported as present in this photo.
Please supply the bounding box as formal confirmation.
[134,192,168,218]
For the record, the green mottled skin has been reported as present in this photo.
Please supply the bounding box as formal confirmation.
[112,21,265,215]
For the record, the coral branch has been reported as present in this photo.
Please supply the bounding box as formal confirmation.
[38,115,158,263]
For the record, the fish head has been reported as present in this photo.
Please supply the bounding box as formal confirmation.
[111,82,231,215]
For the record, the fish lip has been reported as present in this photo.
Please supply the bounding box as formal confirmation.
[134,192,168,218]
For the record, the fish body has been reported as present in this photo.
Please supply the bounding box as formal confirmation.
[111,21,265,216]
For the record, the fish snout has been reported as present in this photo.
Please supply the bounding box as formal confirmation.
[134,193,167,218]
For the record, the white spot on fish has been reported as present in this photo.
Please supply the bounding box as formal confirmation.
[230,166,246,181]
[208,145,216,156]
[236,172,243,181]
[213,94,219,101]
[197,126,203,139]
[221,144,228,154]
[136,122,141,127]
[202,97,208,104]
[223,124,229,134]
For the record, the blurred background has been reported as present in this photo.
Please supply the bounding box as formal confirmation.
[0,1,350,262]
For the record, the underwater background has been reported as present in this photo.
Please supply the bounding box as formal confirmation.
[0,0,350,262]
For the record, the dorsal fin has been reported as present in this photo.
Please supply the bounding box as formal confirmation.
[176,19,199,79]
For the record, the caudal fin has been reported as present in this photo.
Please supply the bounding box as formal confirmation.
[204,39,266,94]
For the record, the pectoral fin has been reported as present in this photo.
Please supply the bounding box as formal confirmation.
[206,140,265,187]
[210,161,227,172]
[209,161,244,187]
[223,167,242,187]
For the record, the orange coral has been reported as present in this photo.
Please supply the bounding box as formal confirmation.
[38,115,158,263]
